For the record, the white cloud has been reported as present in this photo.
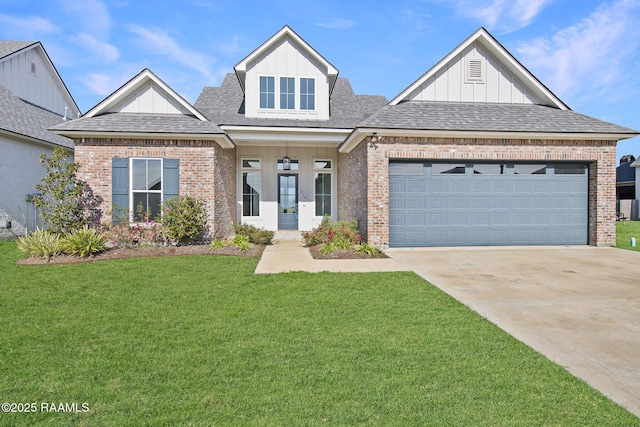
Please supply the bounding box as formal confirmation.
[55,0,112,37]
[444,0,555,33]
[80,73,118,96]
[315,19,357,29]
[126,24,216,82]
[0,14,59,36]
[516,0,640,100]
[74,33,119,62]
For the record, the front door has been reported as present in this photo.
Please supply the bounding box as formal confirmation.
[278,174,298,229]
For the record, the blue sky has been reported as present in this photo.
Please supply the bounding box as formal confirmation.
[1,0,639,161]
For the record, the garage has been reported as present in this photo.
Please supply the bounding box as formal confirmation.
[389,161,589,247]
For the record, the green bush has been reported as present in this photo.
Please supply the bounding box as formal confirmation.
[210,239,228,250]
[233,223,274,245]
[303,217,361,247]
[355,242,382,256]
[16,228,64,259]
[63,227,107,257]
[160,196,208,245]
[231,234,251,251]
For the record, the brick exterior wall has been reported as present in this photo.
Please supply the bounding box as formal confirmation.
[74,138,236,239]
[337,138,368,239]
[363,136,617,248]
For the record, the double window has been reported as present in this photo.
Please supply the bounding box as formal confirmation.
[242,159,261,217]
[259,76,315,111]
[131,159,162,220]
[111,157,179,223]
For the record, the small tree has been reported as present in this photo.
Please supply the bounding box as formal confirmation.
[33,147,102,234]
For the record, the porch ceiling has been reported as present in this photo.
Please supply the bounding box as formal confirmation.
[222,125,351,147]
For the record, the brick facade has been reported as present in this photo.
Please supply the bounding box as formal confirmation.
[74,138,236,239]
[362,136,617,248]
[337,139,368,238]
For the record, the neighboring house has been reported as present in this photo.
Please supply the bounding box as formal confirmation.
[616,154,636,200]
[51,26,638,247]
[0,41,80,239]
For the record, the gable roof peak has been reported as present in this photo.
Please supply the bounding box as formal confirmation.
[83,68,208,120]
[389,27,569,110]
[233,25,339,94]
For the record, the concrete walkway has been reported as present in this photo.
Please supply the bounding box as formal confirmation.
[254,231,409,274]
[387,246,640,418]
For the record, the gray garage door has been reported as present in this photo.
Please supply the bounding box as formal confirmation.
[389,162,588,247]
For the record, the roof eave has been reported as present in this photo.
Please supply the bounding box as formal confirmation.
[339,128,638,153]
[50,129,235,148]
[0,128,74,150]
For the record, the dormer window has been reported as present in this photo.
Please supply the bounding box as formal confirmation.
[259,76,275,109]
[259,75,316,112]
[280,77,295,109]
[300,78,315,110]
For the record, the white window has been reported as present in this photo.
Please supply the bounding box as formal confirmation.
[300,78,315,110]
[314,160,332,216]
[131,158,163,221]
[259,76,275,109]
[280,77,295,109]
[242,159,261,216]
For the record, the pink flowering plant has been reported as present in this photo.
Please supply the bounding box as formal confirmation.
[303,216,362,253]
[159,196,208,245]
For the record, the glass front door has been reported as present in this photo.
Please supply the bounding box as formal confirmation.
[278,174,298,229]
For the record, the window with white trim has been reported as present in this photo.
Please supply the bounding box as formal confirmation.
[131,158,162,221]
[280,77,295,109]
[259,76,275,109]
[242,159,261,216]
[314,160,332,216]
[300,78,315,110]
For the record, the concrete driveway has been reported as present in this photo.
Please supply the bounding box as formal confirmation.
[387,246,640,417]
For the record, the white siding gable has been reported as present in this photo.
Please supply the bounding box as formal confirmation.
[244,36,330,120]
[406,41,542,105]
[0,44,79,118]
[112,81,192,115]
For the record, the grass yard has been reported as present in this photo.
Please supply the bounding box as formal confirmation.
[616,220,640,251]
[0,241,638,426]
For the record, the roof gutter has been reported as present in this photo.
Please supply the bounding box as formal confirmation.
[49,130,235,149]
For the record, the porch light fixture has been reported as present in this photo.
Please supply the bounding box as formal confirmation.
[283,142,291,170]
[369,132,382,148]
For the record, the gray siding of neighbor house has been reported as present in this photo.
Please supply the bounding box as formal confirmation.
[0,137,66,238]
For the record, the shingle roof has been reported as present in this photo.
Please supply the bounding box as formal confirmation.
[617,161,636,183]
[0,83,73,148]
[0,41,36,59]
[359,101,638,135]
[194,73,387,129]
[50,112,226,135]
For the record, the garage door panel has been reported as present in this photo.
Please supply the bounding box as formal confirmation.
[390,162,588,247]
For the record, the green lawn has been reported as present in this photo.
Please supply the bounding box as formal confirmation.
[0,241,637,426]
[616,220,640,251]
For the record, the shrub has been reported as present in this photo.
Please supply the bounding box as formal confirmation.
[103,221,162,248]
[231,234,251,251]
[210,239,228,250]
[33,147,102,234]
[63,227,107,257]
[16,228,64,259]
[233,223,274,245]
[303,217,361,247]
[160,196,208,245]
[355,242,382,256]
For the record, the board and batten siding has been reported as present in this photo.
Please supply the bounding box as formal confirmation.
[406,41,542,105]
[244,37,330,120]
[113,81,192,115]
[0,45,78,118]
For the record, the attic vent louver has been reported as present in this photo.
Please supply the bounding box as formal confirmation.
[466,59,483,82]
[30,62,36,75]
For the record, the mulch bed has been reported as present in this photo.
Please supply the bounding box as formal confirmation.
[17,243,265,266]
[307,244,388,259]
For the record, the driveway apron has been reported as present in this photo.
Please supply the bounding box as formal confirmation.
[388,246,640,417]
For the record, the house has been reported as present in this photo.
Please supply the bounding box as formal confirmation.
[51,26,638,247]
[0,41,80,239]
[617,154,636,201]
